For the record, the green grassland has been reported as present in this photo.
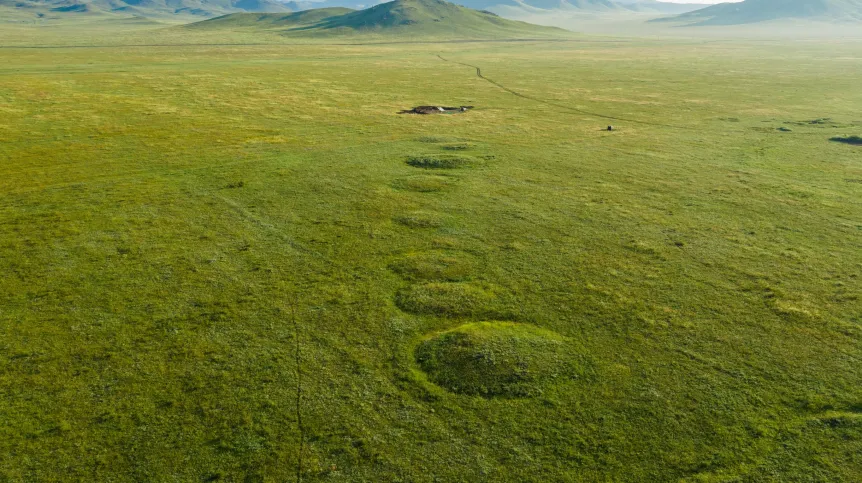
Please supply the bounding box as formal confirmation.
[1,20,861,482]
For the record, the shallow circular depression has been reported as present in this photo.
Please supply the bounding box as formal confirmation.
[415,321,579,397]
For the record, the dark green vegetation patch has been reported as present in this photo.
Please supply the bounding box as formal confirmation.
[389,250,477,281]
[415,322,578,397]
[406,154,474,169]
[830,135,862,145]
[395,282,498,317]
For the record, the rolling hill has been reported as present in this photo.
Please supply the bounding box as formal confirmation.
[187,7,353,27]
[657,0,862,25]
[337,0,704,15]
[1,0,291,20]
[0,0,707,23]
[190,0,574,38]
[446,0,703,17]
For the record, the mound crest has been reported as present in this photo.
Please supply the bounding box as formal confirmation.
[391,174,455,192]
[395,282,496,317]
[390,250,477,281]
[417,135,463,143]
[394,211,444,228]
[440,142,476,151]
[415,322,574,397]
[831,135,862,146]
[406,154,474,169]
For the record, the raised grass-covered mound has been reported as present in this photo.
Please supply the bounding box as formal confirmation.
[831,135,862,145]
[393,211,445,228]
[391,174,456,192]
[415,322,576,397]
[395,282,497,317]
[389,250,477,281]
[406,154,474,169]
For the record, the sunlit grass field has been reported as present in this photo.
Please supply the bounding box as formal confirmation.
[1,23,861,481]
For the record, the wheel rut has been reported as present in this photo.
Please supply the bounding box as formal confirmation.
[437,54,699,130]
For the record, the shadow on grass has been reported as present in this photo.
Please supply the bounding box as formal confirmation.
[830,135,862,146]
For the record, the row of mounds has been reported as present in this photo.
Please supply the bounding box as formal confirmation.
[399,105,474,115]
[389,137,592,400]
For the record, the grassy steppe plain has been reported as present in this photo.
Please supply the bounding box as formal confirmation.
[1,24,861,481]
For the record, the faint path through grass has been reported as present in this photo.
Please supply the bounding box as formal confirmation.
[437,53,707,131]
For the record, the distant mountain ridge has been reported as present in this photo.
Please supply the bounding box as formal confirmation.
[2,0,290,18]
[0,0,708,20]
[186,6,352,27]
[656,0,862,25]
[338,0,703,15]
[191,0,573,37]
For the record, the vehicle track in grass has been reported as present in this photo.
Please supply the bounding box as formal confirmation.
[437,54,700,131]
[289,298,305,483]
[435,54,861,364]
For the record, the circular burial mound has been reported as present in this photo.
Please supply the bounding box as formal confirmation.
[406,154,474,169]
[395,282,496,317]
[391,175,455,193]
[830,135,862,146]
[393,211,444,229]
[440,142,476,151]
[389,250,477,281]
[415,322,572,397]
[417,135,462,143]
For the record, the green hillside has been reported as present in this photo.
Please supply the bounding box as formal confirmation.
[657,0,862,25]
[0,0,291,22]
[191,8,355,28]
[189,0,573,38]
